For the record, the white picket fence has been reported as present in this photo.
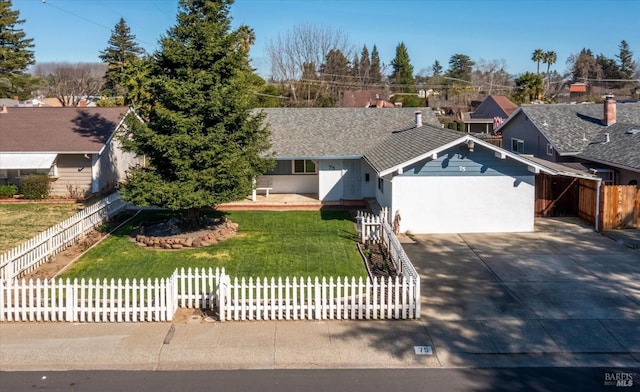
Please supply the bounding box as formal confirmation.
[0,193,127,281]
[218,274,418,321]
[356,209,419,282]
[1,266,420,322]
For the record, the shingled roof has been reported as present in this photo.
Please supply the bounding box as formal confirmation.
[261,108,440,159]
[364,125,463,173]
[516,102,640,156]
[579,123,640,171]
[0,107,128,153]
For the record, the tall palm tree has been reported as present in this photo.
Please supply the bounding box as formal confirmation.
[532,49,544,74]
[237,25,255,53]
[543,50,557,90]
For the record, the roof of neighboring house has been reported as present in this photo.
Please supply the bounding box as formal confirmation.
[470,95,518,119]
[341,90,388,108]
[0,107,128,153]
[569,83,587,93]
[579,123,640,171]
[513,102,640,156]
[261,108,440,159]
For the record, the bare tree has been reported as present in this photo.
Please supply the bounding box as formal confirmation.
[471,58,512,95]
[266,23,355,83]
[33,62,106,106]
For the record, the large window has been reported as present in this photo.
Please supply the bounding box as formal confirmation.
[511,138,524,153]
[265,159,318,175]
[293,160,316,174]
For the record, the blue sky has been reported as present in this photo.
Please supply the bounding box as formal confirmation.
[14,0,640,79]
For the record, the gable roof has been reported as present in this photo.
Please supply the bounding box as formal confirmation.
[470,95,518,119]
[364,125,462,173]
[364,125,555,177]
[0,107,128,153]
[511,102,640,156]
[261,108,440,159]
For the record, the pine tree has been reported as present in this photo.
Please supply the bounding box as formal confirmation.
[390,42,414,92]
[432,60,443,76]
[120,0,273,227]
[369,44,382,85]
[617,40,634,80]
[0,0,38,99]
[99,17,145,98]
[359,44,370,85]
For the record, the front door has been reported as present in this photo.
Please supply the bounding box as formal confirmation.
[343,160,362,200]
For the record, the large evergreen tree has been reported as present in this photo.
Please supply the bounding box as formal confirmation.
[390,42,414,92]
[0,0,38,99]
[99,17,145,98]
[120,0,272,227]
[617,40,634,80]
[369,44,382,85]
[447,53,474,82]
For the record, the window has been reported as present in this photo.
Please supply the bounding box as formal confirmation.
[511,138,524,153]
[0,170,7,178]
[546,143,554,156]
[293,160,316,174]
[378,177,384,193]
[17,169,50,178]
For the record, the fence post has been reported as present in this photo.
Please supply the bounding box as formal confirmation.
[65,279,74,322]
[218,272,227,322]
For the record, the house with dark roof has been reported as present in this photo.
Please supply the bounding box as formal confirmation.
[498,98,640,185]
[260,107,556,233]
[0,107,143,198]
[462,95,518,133]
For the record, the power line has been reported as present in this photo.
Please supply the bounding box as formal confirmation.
[40,0,155,47]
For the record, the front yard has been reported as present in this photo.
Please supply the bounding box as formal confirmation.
[59,209,367,280]
[0,203,85,253]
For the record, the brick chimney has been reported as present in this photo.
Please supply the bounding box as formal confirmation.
[604,97,616,126]
[415,111,422,127]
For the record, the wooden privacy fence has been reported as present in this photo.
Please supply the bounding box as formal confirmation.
[601,184,640,230]
[2,265,421,322]
[0,193,127,281]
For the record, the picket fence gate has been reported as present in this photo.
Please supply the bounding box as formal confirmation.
[0,193,127,281]
[1,266,420,322]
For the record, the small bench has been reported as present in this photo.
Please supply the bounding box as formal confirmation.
[255,180,273,198]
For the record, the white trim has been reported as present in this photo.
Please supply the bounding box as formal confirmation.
[378,135,555,177]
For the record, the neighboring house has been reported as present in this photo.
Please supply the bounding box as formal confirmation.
[341,90,393,108]
[569,83,587,99]
[462,95,518,133]
[499,98,640,185]
[260,107,555,234]
[0,107,143,198]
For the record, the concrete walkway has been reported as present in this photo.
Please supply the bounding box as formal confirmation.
[1,218,639,371]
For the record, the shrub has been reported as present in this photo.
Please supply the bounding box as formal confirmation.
[21,174,50,199]
[0,184,18,198]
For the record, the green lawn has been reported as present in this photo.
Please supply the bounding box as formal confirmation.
[60,209,367,280]
[0,203,85,253]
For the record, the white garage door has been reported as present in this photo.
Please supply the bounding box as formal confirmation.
[391,175,535,234]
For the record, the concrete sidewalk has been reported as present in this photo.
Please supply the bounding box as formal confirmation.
[2,316,639,371]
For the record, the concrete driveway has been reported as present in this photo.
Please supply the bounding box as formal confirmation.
[402,218,640,367]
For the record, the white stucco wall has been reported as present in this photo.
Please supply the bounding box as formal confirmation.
[390,175,535,234]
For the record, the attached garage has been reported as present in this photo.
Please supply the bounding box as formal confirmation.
[365,126,552,234]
